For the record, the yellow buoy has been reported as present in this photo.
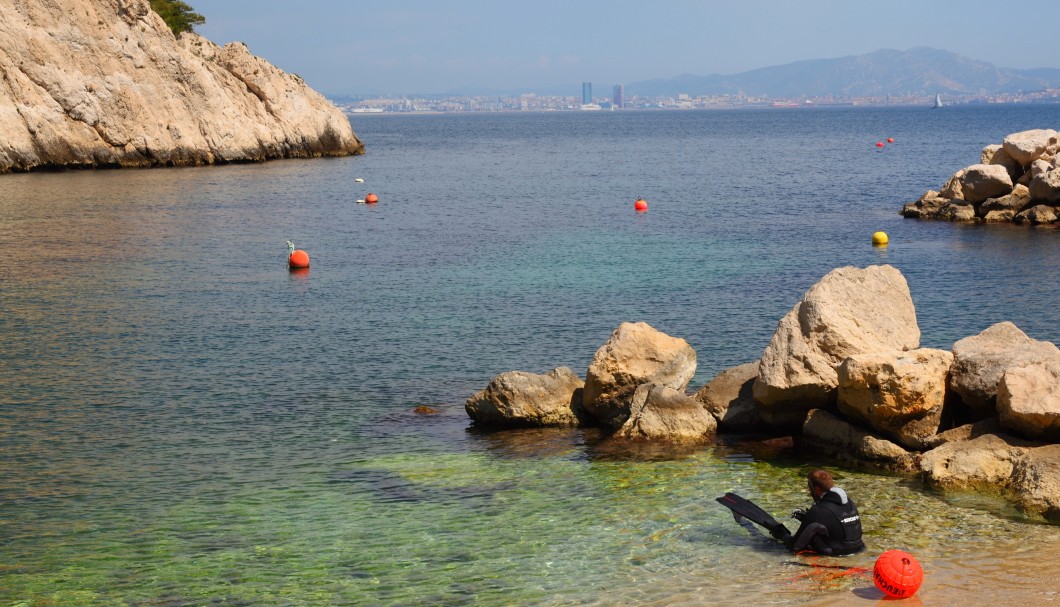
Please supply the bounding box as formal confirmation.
[872,231,889,246]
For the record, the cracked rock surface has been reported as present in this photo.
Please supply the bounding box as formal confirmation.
[0,0,363,172]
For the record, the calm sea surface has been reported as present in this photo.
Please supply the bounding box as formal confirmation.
[2,106,1059,606]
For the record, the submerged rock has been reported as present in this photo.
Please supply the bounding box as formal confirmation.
[0,0,362,173]
[583,322,696,429]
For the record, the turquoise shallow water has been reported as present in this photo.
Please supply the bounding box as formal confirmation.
[1,106,1059,606]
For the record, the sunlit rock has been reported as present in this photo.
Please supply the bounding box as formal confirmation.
[465,367,586,428]
[753,265,919,422]
[583,322,696,429]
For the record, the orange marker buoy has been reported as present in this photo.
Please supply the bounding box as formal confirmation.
[887,137,894,143]
[288,249,310,269]
[873,550,923,599]
[875,141,885,148]
[365,193,379,204]
[634,198,648,212]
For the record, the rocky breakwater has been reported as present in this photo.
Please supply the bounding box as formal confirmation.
[464,265,1060,521]
[901,129,1059,224]
[0,0,363,173]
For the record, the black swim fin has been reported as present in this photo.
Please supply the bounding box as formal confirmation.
[715,492,782,531]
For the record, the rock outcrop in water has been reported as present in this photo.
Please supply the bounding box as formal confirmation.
[0,0,362,173]
[463,264,1060,521]
[901,129,1059,224]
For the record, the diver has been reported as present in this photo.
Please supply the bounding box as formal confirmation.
[769,469,865,555]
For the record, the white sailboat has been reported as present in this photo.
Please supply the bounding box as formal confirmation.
[932,93,943,109]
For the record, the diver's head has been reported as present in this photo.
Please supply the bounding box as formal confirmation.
[807,469,834,502]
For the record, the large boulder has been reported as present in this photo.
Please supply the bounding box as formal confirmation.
[753,265,920,420]
[1002,129,1059,166]
[949,322,1060,417]
[920,432,1029,488]
[801,409,915,470]
[920,431,1060,521]
[1028,168,1060,203]
[998,357,1060,441]
[978,184,1031,220]
[616,384,717,442]
[940,164,1013,204]
[936,200,976,222]
[1011,445,1060,521]
[981,144,1023,180]
[693,362,762,432]
[1014,204,1059,224]
[583,322,697,428]
[465,367,586,428]
[837,348,952,450]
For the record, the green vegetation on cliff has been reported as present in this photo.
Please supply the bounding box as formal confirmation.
[149,0,205,35]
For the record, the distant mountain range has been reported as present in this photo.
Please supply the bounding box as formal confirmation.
[625,47,1060,98]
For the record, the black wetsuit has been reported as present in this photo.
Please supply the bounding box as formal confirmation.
[772,487,864,555]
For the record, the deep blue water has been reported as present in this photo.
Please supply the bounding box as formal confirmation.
[1,105,1058,606]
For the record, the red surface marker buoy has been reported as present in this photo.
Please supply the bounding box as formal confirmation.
[365,193,379,204]
[634,198,648,212]
[288,249,310,269]
[887,137,895,143]
[875,141,885,148]
[873,550,924,599]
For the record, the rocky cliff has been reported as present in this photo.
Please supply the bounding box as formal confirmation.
[0,0,363,173]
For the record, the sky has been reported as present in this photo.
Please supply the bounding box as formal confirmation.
[192,1,1060,97]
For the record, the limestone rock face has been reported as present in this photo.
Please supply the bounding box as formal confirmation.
[1002,129,1059,166]
[753,265,920,416]
[465,367,586,428]
[949,322,1060,417]
[837,348,952,450]
[998,357,1060,441]
[616,384,717,442]
[801,409,915,470]
[583,322,697,428]
[694,362,762,432]
[0,0,362,173]
[941,164,1013,204]
[1011,444,1060,521]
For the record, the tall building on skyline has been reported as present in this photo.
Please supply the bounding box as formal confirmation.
[612,84,624,108]
[582,82,592,105]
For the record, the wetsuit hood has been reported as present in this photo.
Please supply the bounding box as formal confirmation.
[823,487,849,505]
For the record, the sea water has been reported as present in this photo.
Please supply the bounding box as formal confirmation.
[1,106,1059,606]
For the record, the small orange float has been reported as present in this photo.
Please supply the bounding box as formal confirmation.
[634,197,648,212]
[365,193,379,204]
[288,249,310,269]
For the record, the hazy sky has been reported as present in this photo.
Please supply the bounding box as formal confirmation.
[192,1,1060,96]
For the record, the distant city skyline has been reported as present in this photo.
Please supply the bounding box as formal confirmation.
[192,0,1060,96]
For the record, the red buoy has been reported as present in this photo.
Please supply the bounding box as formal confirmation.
[365,193,379,204]
[875,141,885,148]
[288,249,310,269]
[873,550,924,598]
[634,198,648,212]
[887,137,894,143]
